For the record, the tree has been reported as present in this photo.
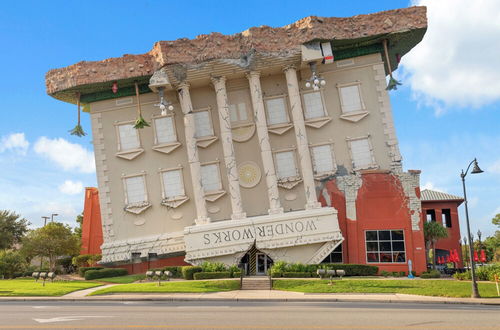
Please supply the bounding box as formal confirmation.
[0,210,29,250]
[424,221,448,269]
[21,222,80,271]
[0,250,26,278]
[74,213,83,239]
[493,213,500,227]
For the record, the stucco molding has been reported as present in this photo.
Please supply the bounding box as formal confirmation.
[395,171,422,231]
[336,174,363,221]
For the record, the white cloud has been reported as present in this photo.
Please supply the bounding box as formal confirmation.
[34,137,95,173]
[402,0,500,112]
[0,133,29,155]
[421,181,447,193]
[59,180,84,195]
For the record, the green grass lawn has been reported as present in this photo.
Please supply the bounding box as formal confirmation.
[273,279,500,298]
[90,280,239,296]
[97,274,146,284]
[0,279,102,296]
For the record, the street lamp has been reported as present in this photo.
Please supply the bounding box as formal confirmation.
[51,213,58,222]
[41,216,50,226]
[461,158,483,298]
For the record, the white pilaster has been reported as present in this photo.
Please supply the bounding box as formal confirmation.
[211,76,246,220]
[247,71,283,214]
[178,82,210,225]
[283,66,321,209]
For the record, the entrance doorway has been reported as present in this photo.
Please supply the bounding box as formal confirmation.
[240,245,273,276]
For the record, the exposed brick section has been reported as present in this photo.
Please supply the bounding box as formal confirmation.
[45,6,426,98]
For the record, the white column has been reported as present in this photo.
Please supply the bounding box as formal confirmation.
[283,65,321,209]
[178,82,210,225]
[211,76,246,220]
[246,71,283,214]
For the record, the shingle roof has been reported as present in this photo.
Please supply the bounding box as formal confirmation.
[420,189,464,202]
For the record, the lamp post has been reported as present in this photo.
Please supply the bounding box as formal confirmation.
[51,213,58,222]
[41,216,50,226]
[461,158,483,298]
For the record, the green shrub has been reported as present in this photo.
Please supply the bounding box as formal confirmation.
[271,261,287,274]
[0,250,26,279]
[380,270,391,277]
[72,254,102,267]
[270,262,378,277]
[201,262,228,272]
[228,265,240,277]
[453,272,469,280]
[232,271,242,278]
[453,265,500,282]
[79,266,104,277]
[84,268,128,280]
[182,266,203,280]
[319,264,378,276]
[193,272,231,280]
[286,263,308,272]
[271,270,282,278]
[162,266,183,278]
[420,270,441,279]
[282,272,311,278]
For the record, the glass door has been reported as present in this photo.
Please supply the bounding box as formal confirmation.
[256,253,266,275]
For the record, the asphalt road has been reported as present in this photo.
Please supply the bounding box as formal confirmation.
[0,301,498,329]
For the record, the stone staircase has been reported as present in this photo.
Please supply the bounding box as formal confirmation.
[241,276,272,290]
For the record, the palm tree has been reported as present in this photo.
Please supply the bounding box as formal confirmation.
[424,221,449,269]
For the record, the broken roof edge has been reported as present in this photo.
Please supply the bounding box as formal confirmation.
[46,6,426,104]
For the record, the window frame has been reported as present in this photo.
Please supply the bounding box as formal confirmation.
[346,135,377,171]
[320,243,343,264]
[192,107,216,139]
[309,142,337,179]
[273,148,300,181]
[263,94,292,127]
[365,229,406,264]
[122,173,149,206]
[200,161,224,195]
[228,102,251,126]
[159,166,187,201]
[151,113,179,146]
[337,81,366,115]
[301,89,329,121]
[115,120,142,152]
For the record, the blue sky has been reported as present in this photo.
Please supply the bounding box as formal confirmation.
[0,0,498,237]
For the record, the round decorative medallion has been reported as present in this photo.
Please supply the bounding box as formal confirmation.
[133,217,146,226]
[285,192,297,201]
[232,124,256,142]
[208,206,220,214]
[238,161,261,188]
[171,211,183,220]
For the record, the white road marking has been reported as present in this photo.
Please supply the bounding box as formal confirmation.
[32,306,56,309]
[33,316,114,323]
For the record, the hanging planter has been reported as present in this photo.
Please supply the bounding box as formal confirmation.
[133,81,150,129]
[69,92,86,137]
[383,39,402,91]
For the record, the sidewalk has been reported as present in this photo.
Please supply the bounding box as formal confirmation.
[1,287,499,305]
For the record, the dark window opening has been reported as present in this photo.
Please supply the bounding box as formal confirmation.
[442,209,452,228]
[365,230,406,263]
[321,243,343,263]
[426,209,436,222]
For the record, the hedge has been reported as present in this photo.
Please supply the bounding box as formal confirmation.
[84,268,128,280]
[79,267,104,277]
[270,262,378,276]
[163,266,183,278]
[420,270,441,279]
[181,266,203,280]
[282,272,311,278]
[319,264,378,276]
[232,271,242,278]
[193,272,232,280]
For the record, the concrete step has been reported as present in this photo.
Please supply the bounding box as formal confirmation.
[241,277,271,290]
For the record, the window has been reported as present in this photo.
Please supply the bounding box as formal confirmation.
[201,163,222,193]
[366,230,406,263]
[275,150,298,180]
[426,209,436,222]
[339,84,364,113]
[303,91,327,119]
[124,175,147,205]
[321,243,343,263]
[118,123,140,151]
[193,110,214,138]
[161,169,185,199]
[311,144,336,176]
[229,103,248,123]
[442,209,452,228]
[348,137,374,169]
[265,97,289,125]
[153,116,177,144]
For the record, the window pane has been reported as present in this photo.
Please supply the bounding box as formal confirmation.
[365,231,378,241]
[229,104,239,122]
[379,242,392,251]
[154,117,176,144]
[379,252,393,263]
[162,170,184,198]
[340,85,362,113]
[275,151,297,179]
[350,138,372,168]
[201,164,221,192]
[125,176,146,204]
[312,145,334,174]
[392,241,405,252]
[265,98,288,125]
[303,92,325,119]
[366,242,378,252]
[331,252,343,263]
[391,230,404,240]
[118,124,140,150]
[237,103,248,121]
[194,111,213,138]
[378,231,391,241]
[393,252,406,263]
[367,253,379,263]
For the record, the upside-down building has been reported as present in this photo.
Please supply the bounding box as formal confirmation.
[47,6,429,274]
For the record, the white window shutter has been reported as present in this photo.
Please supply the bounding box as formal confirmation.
[154,117,176,144]
[312,145,334,173]
[275,151,297,179]
[118,124,140,150]
[125,176,146,204]
[162,170,184,198]
[350,138,372,168]
[340,85,363,113]
[201,164,221,192]
[265,98,288,125]
[193,111,214,138]
[303,92,325,119]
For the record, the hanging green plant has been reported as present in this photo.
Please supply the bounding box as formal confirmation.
[383,39,402,91]
[133,81,149,129]
[69,92,86,137]
[386,76,402,91]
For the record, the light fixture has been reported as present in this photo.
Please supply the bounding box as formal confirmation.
[112,81,118,94]
[305,62,326,90]
[155,87,174,116]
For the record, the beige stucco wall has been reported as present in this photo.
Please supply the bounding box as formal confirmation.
[89,52,400,254]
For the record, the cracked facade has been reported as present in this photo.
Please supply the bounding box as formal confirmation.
[49,6,430,274]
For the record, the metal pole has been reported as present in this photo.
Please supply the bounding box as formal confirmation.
[461,171,480,298]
